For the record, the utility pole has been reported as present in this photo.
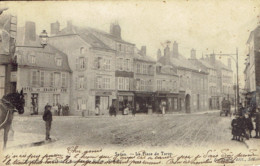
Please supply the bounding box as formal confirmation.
[236,48,239,113]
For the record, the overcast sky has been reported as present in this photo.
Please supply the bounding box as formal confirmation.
[1,1,260,85]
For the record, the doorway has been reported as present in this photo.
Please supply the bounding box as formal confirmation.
[31,93,38,114]
[185,94,191,113]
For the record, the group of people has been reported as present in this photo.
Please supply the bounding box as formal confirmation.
[231,105,260,141]
[48,103,69,116]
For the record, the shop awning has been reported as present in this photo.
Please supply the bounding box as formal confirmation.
[135,92,154,97]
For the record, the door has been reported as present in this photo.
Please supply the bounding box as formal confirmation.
[53,94,60,106]
[31,93,38,114]
[100,96,109,115]
[185,94,190,113]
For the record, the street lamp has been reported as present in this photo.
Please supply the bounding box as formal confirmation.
[213,48,239,114]
[39,30,48,48]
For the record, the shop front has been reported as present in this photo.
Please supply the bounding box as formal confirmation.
[95,91,114,115]
[134,92,154,114]
[117,91,134,114]
[155,92,168,113]
[167,93,179,112]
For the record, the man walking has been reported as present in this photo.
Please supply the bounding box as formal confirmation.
[254,107,260,138]
[43,105,52,141]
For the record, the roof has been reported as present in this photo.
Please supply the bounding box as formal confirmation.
[16,45,72,72]
[87,28,135,45]
[78,32,114,51]
[198,59,215,69]
[133,51,156,63]
[247,25,260,44]
[170,54,198,71]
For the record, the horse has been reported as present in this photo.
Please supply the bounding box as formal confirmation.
[0,90,25,149]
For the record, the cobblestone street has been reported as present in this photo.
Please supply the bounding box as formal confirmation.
[2,111,257,150]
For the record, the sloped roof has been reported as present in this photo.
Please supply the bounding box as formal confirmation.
[16,45,72,72]
[87,27,135,45]
[78,32,114,51]
[133,51,156,63]
[170,54,198,71]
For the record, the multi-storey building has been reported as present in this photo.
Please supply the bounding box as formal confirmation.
[89,23,136,114]
[202,54,234,109]
[155,49,179,113]
[158,42,209,113]
[133,46,156,113]
[15,22,72,115]
[49,21,116,116]
[244,25,260,108]
[0,14,17,98]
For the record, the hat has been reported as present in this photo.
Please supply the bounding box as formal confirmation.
[46,105,52,108]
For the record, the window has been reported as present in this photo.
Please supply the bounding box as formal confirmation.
[79,57,86,70]
[136,79,140,90]
[140,79,145,91]
[143,64,147,74]
[32,70,37,86]
[40,71,44,87]
[79,76,84,89]
[77,98,82,110]
[117,77,129,90]
[96,77,102,89]
[118,58,123,70]
[56,58,62,66]
[54,72,61,87]
[126,59,130,71]
[157,80,162,91]
[62,73,66,87]
[137,63,141,73]
[0,65,5,98]
[123,59,127,71]
[31,55,36,64]
[104,59,111,70]
[80,47,85,54]
[103,78,110,89]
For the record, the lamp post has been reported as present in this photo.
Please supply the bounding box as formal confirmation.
[213,48,239,114]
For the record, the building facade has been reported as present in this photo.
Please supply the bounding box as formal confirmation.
[15,22,72,115]
[133,46,156,113]
[49,22,117,116]
[0,14,17,98]
[244,25,260,108]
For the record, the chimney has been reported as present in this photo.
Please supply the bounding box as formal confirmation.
[157,49,162,60]
[190,48,196,59]
[228,58,231,69]
[172,41,179,57]
[24,21,36,44]
[164,45,171,65]
[140,46,146,56]
[67,20,73,32]
[51,21,60,35]
[110,22,121,39]
[210,53,216,64]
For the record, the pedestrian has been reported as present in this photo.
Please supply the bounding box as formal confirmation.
[95,104,100,116]
[109,102,116,117]
[245,113,253,138]
[64,104,70,116]
[57,103,61,116]
[254,107,260,138]
[42,104,52,141]
[161,101,166,115]
[123,105,129,115]
[231,113,239,140]
[237,113,246,141]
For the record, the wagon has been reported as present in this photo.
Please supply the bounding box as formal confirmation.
[220,100,231,117]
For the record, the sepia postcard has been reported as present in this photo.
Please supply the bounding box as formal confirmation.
[0,0,260,165]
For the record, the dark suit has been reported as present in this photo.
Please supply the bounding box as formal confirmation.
[43,109,52,140]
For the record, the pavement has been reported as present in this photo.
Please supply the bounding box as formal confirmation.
[0,110,257,151]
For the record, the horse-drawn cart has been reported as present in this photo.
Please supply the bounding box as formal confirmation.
[220,99,231,117]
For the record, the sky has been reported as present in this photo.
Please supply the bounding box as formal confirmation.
[1,0,260,86]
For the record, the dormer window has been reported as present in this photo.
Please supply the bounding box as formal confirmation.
[56,58,62,66]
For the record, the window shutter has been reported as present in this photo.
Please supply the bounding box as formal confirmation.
[129,78,133,91]
[75,76,78,90]
[84,58,87,70]
[84,77,87,89]
[76,58,79,71]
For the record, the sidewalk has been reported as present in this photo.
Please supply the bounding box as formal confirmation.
[244,138,260,149]
[0,131,56,149]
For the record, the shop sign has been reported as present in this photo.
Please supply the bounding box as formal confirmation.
[23,87,67,93]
